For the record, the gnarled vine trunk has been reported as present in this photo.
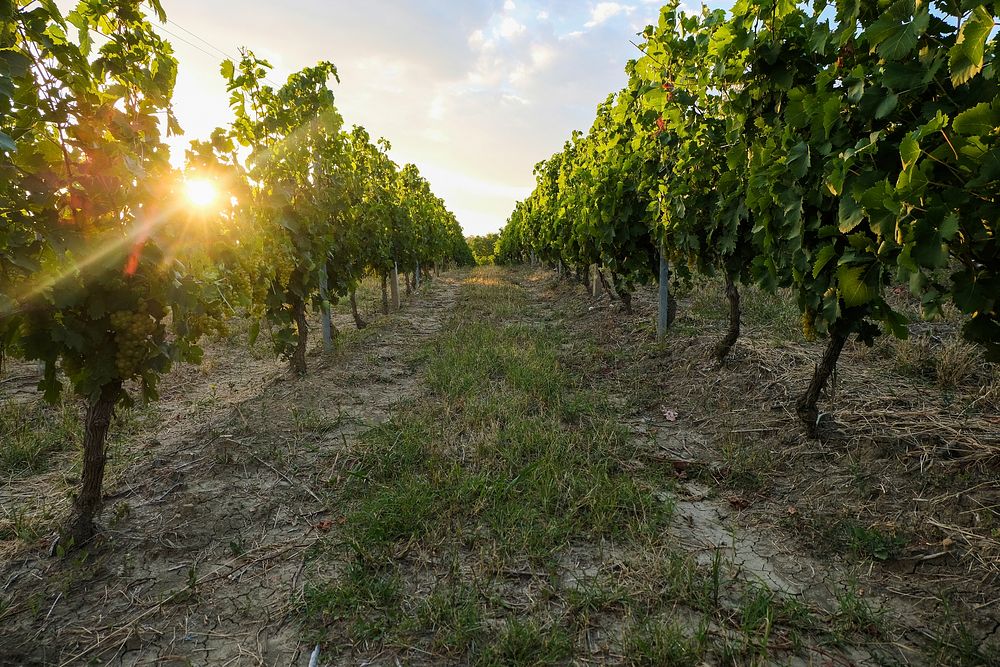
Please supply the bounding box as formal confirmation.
[620,289,633,315]
[291,295,308,375]
[713,274,741,362]
[350,290,368,329]
[64,380,122,546]
[796,331,847,437]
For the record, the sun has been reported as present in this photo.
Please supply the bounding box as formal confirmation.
[184,178,218,208]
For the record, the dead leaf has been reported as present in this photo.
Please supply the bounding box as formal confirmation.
[727,495,750,510]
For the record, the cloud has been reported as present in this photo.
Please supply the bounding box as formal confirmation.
[499,16,526,39]
[153,0,689,235]
[585,2,636,28]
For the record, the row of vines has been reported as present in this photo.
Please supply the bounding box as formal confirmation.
[0,0,472,544]
[498,0,998,433]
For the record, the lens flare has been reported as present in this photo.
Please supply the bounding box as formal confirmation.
[184,178,218,208]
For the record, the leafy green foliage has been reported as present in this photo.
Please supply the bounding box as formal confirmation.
[467,233,500,265]
[0,0,471,535]
[1,0,215,405]
[499,0,999,363]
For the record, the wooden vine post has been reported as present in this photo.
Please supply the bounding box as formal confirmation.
[319,263,333,351]
[391,261,401,309]
[657,247,670,342]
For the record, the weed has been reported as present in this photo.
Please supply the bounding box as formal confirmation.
[834,582,887,638]
[475,618,573,667]
[291,406,341,434]
[927,602,1000,666]
[623,617,707,667]
[893,335,935,379]
[404,583,484,655]
[718,433,772,492]
[565,580,627,618]
[842,520,906,562]
[935,339,980,389]
[0,506,44,542]
[0,399,80,476]
[303,560,402,642]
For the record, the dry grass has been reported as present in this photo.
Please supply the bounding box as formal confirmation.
[543,267,999,663]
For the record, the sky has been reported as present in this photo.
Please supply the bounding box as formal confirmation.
[147,1,730,236]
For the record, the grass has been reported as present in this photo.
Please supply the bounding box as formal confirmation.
[623,617,707,667]
[303,560,403,642]
[301,269,680,660]
[405,582,484,655]
[833,582,888,639]
[341,283,671,567]
[297,267,924,665]
[682,275,801,342]
[0,399,80,477]
[476,618,573,667]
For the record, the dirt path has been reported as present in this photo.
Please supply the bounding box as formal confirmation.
[532,268,998,665]
[2,267,996,666]
[0,275,462,666]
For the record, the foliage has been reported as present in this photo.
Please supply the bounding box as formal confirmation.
[467,233,500,265]
[1,0,215,405]
[0,0,471,539]
[498,0,1000,427]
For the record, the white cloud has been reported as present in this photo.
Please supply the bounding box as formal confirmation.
[499,16,526,39]
[585,2,636,28]
[155,0,685,234]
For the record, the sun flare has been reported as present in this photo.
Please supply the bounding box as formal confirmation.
[184,178,218,208]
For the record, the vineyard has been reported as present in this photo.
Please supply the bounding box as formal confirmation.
[0,0,999,666]
[497,0,1000,433]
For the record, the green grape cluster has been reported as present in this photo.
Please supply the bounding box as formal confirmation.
[187,313,228,339]
[110,310,156,378]
[802,309,817,342]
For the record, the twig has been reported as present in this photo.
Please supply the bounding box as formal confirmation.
[248,452,323,504]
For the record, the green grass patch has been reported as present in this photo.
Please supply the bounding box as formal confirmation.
[403,582,484,656]
[303,560,403,642]
[299,267,894,666]
[475,617,573,667]
[342,278,672,566]
[0,399,80,477]
[623,617,708,667]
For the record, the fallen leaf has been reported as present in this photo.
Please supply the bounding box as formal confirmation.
[727,495,750,510]
[314,519,334,532]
